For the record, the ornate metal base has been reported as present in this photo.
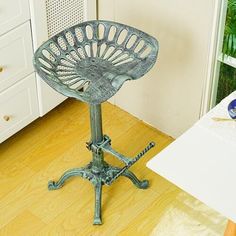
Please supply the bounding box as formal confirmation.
[48,161,149,225]
[47,104,155,225]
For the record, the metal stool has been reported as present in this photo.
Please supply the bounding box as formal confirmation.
[33,20,159,225]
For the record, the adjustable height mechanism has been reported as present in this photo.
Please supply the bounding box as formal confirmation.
[86,134,155,185]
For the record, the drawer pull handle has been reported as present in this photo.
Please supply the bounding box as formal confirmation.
[0,67,3,73]
[3,115,10,121]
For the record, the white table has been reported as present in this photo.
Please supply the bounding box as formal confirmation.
[147,92,236,234]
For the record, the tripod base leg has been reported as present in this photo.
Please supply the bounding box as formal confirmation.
[121,169,149,189]
[105,166,149,189]
[93,181,102,225]
[48,167,95,190]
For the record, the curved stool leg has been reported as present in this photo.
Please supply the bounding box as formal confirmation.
[94,181,102,225]
[48,167,94,190]
[121,169,149,189]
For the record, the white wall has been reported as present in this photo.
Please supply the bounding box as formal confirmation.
[99,0,218,137]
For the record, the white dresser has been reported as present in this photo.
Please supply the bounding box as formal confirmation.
[0,0,96,143]
[0,0,38,143]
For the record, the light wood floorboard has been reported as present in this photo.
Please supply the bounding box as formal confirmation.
[0,99,180,235]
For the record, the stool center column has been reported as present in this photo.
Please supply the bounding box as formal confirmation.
[89,104,104,172]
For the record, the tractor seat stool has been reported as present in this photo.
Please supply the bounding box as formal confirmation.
[33,20,159,225]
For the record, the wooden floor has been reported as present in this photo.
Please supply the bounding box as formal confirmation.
[0,99,183,235]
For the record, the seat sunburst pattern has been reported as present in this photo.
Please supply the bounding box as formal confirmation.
[34,20,158,104]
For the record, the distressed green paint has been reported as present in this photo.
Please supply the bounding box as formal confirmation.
[33,20,159,225]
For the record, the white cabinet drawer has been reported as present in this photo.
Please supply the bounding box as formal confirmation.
[0,22,34,92]
[0,0,30,36]
[0,73,39,143]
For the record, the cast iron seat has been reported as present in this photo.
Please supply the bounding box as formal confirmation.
[34,20,158,104]
[33,20,159,225]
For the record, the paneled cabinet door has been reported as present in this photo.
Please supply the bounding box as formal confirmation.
[0,0,30,36]
[0,22,34,92]
[0,73,39,143]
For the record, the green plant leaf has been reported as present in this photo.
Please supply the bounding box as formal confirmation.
[223,0,236,58]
